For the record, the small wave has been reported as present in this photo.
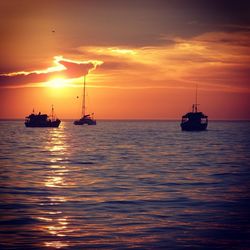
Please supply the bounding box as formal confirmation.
[0,156,11,160]
[0,217,39,226]
[211,172,237,177]
[0,203,31,210]
[70,161,95,165]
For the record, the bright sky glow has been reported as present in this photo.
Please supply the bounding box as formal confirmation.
[48,78,66,88]
[0,0,249,119]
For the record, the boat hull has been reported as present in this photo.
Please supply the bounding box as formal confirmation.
[25,120,61,128]
[74,119,96,125]
[181,121,207,131]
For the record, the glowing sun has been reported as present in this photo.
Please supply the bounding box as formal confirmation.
[48,78,66,88]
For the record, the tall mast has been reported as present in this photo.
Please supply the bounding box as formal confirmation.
[195,84,198,112]
[82,75,86,116]
[192,84,198,112]
[51,104,54,120]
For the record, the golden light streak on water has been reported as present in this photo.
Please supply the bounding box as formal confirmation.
[44,241,70,249]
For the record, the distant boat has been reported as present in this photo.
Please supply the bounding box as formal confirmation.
[180,87,208,131]
[25,105,61,127]
[74,76,96,125]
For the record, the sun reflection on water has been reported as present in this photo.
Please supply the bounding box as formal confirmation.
[44,241,70,249]
[45,175,65,188]
[38,127,73,249]
[45,126,69,155]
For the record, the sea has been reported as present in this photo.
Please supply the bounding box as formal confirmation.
[0,120,249,250]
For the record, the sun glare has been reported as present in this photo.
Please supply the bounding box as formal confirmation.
[48,78,66,88]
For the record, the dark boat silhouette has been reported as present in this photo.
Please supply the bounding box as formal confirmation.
[180,87,208,131]
[74,75,96,126]
[74,114,96,125]
[25,106,61,128]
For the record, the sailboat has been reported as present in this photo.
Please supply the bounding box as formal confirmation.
[25,105,61,128]
[180,86,208,131]
[74,75,96,125]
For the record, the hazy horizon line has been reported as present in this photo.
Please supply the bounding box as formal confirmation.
[1,118,249,122]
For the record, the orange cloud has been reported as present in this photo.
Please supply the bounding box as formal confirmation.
[0,56,103,88]
[1,31,249,95]
[72,31,250,93]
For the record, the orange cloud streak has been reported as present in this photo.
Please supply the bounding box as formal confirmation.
[73,31,250,94]
[0,56,103,88]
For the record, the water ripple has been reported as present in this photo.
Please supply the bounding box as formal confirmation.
[0,121,249,249]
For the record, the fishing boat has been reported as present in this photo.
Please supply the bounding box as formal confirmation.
[74,75,96,125]
[25,105,61,127]
[180,87,208,131]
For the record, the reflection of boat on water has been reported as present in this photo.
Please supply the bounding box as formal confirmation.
[74,75,96,126]
[180,87,208,131]
[25,106,61,127]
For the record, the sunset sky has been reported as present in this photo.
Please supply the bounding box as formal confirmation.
[0,0,249,120]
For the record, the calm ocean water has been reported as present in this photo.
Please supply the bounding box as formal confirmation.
[0,121,249,249]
